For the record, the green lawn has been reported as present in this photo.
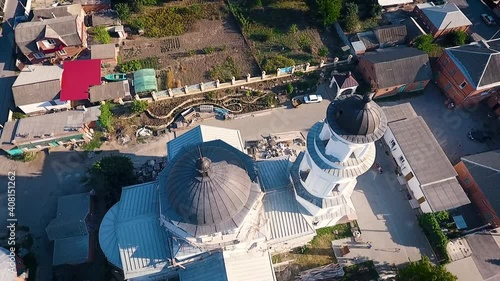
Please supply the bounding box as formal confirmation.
[272,223,353,271]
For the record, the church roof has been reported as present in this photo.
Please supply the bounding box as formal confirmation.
[160,140,260,236]
[326,94,387,144]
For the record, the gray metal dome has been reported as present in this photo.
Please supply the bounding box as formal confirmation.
[161,141,259,236]
[326,94,387,144]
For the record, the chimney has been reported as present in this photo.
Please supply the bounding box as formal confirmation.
[347,71,352,77]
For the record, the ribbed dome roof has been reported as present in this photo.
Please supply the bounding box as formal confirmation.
[164,144,254,229]
[326,94,387,144]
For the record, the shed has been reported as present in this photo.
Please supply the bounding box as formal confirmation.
[133,69,158,93]
[91,44,117,64]
[89,81,131,103]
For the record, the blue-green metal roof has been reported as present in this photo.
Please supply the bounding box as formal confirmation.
[133,69,158,93]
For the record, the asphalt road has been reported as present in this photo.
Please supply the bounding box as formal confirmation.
[448,0,500,40]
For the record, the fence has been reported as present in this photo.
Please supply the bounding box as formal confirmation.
[334,23,357,57]
[150,58,355,101]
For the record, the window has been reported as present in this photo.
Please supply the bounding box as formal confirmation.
[57,49,67,56]
[404,172,414,181]
[47,39,56,45]
[449,68,457,76]
[459,81,467,89]
[33,52,45,59]
[442,58,449,66]
[390,139,396,148]
[444,83,452,91]
[399,155,405,163]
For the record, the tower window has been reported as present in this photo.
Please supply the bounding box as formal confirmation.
[390,139,396,148]
[459,81,467,89]
[399,156,405,163]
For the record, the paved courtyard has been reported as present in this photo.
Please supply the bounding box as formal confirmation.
[338,141,435,274]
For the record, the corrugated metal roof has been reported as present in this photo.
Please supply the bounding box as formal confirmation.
[118,182,159,221]
[421,178,470,212]
[13,65,63,86]
[378,0,412,7]
[61,59,102,101]
[133,69,158,93]
[417,3,472,30]
[99,203,122,269]
[53,235,90,266]
[32,4,83,19]
[382,103,418,124]
[46,193,89,241]
[373,25,407,46]
[180,252,228,281]
[256,157,291,192]
[223,250,276,281]
[89,81,130,103]
[91,43,116,60]
[388,116,457,185]
[264,189,315,244]
[167,125,244,161]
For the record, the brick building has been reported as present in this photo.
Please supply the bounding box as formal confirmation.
[414,3,472,38]
[435,39,500,107]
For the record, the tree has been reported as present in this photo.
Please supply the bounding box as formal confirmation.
[344,3,360,32]
[92,26,111,44]
[396,256,457,281]
[131,99,148,113]
[115,3,131,21]
[87,155,138,202]
[318,46,328,57]
[99,103,113,131]
[414,34,434,53]
[316,0,342,27]
[448,30,467,46]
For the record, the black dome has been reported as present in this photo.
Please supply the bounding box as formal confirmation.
[164,144,253,228]
[326,94,387,144]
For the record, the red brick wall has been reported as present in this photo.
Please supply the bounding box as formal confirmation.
[414,6,470,38]
[455,162,500,227]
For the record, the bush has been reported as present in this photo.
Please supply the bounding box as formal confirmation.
[92,26,111,44]
[286,83,294,95]
[131,99,148,113]
[263,93,277,107]
[262,55,295,73]
[119,60,142,73]
[202,46,216,54]
[12,112,26,119]
[344,3,360,32]
[414,34,435,53]
[447,30,467,46]
[418,213,449,263]
[318,46,328,57]
[166,69,175,88]
[81,132,103,151]
[208,57,240,82]
[289,24,299,34]
[316,0,342,27]
[10,151,38,162]
[99,103,113,131]
[115,3,131,21]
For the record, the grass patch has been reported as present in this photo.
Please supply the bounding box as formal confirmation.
[128,3,226,37]
[272,223,352,271]
[207,57,240,82]
[9,151,38,162]
[119,56,161,72]
[91,26,111,44]
[340,260,379,281]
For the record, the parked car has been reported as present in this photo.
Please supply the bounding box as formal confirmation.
[304,94,323,104]
[468,130,492,143]
[481,14,496,26]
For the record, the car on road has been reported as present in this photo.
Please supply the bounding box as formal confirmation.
[304,94,323,104]
[468,130,492,143]
[481,14,496,26]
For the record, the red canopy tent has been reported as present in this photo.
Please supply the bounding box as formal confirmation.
[61,59,102,101]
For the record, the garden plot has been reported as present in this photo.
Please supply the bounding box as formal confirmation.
[120,16,259,85]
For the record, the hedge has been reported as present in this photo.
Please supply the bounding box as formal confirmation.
[418,213,449,263]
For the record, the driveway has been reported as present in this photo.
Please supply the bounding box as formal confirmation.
[448,0,500,40]
[344,142,435,274]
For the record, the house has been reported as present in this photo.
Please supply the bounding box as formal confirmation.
[0,106,101,155]
[61,59,102,102]
[88,81,131,103]
[90,43,117,66]
[329,71,359,97]
[414,3,472,38]
[12,65,70,115]
[382,103,470,213]
[72,0,111,13]
[32,4,85,20]
[357,47,431,98]
[454,150,500,227]
[435,39,500,107]
[378,0,413,8]
[351,25,408,54]
[133,68,158,94]
[15,15,87,64]
[46,193,93,266]
[445,229,500,281]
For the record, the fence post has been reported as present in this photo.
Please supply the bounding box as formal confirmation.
[276,68,280,77]
[184,85,189,94]
[320,60,325,68]
[305,63,310,72]
[334,57,339,67]
[200,82,204,92]
[291,66,296,74]
[246,73,251,82]
[348,55,353,63]
[167,88,173,97]
[261,71,266,79]
[216,79,220,88]
[231,76,236,85]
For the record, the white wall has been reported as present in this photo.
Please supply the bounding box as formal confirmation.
[383,128,433,213]
[19,99,71,115]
